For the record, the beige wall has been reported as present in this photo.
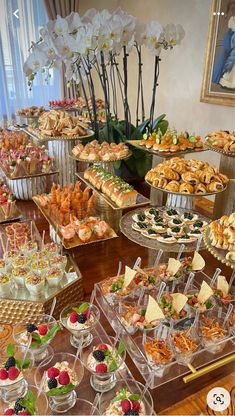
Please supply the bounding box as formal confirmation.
[79,0,235,168]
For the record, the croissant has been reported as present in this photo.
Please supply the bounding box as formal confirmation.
[153,177,168,188]
[179,183,194,194]
[181,172,199,185]
[206,181,224,192]
[198,171,215,184]
[145,170,157,182]
[228,212,235,226]
[194,183,207,194]
[159,167,180,181]
[169,161,187,174]
[217,173,229,184]
[165,180,180,192]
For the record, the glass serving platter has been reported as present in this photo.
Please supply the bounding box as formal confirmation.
[76,172,150,211]
[145,178,227,197]
[0,219,41,255]
[203,227,235,270]
[127,140,208,158]
[95,270,235,389]
[22,127,95,142]
[0,163,59,180]
[119,206,210,253]
[205,142,235,158]
[70,150,132,164]
[0,204,22,224]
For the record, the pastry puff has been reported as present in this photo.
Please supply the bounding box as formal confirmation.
[159,167,180,181]
[194,183,207,194]
[206,181,224,192]
[179,182,194,194]
[228,212,235,226]
[165,180,180,192]
[169,161,187,174]
[198,171,215,184]
[153,177,168,188]
[181,171,199,185]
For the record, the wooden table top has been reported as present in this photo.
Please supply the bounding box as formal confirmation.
[4,199,235,414]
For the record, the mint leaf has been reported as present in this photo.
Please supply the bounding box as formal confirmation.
[129,394,140,401]
[30,333,42,347]
[108,360,118,372]
[47,383,75,396]
[7,344,15,357]
[20,390,36,415]
[15,358,30,370]
[117,341,125,356]
[72,303,89,314]
[41,324,60,344]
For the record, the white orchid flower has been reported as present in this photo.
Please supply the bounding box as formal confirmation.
[54,34,76,59]
[81,8,97,24]
[135,21,147,45]
[54,15,69,36]
[23,49,48,74]
[145,20,163,55]
[66,12,82,33]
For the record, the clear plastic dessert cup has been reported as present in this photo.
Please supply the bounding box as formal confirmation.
[186,289,216,314]
[60,303,100,348]
[0,273,12,297]
[170,320,199,366]
[34,352,84,413]
[80,335,126,393]
[99,379,153,416]
[0,346,34,403]
[199,310,231,354]
[0,384,48,416]
[13,314,59,364]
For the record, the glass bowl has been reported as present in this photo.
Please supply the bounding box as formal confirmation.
[0,345,34,402]
[60,302,100,348]
[80,335,126,392]
[34,352,84,413]
[0,384,48,415]
[99,379,153,416]
[13,314,60,364]
[199,310,231,354]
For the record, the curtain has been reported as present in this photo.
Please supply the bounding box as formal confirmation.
[0,0,61,123]
[44,0,80,99]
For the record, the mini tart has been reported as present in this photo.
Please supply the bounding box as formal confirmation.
[141,229,159,239]
[145,207,160,218]
[178,234,197,243]
[150,216,166,225]
[188,229,202,237]
[181,212,198,224]
[168,218,184,227]
[132,222,149,232]
[157,234,177,244]
[164,209,179,219]
[152,223,167,233]
[132,213,147,223]
[167,227,184,237]
[190,220,208,230]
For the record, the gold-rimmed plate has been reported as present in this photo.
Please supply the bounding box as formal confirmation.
[145,178,227,197]
[127,140,207,158]
[203,227,235,270]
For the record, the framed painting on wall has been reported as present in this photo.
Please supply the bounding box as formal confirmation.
[201,0,235,106]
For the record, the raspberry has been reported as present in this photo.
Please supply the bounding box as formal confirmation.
[47,367,60,378]
[8,367,20,380]
[38,325,48,336]
[83,309,90,318]
[132,401,140,411]
[70,312,78,323]
[58,371,70,385]
[121,399,131,413]
[0,369,8,380]
[19,412,30,416]
[4,409,14,415]
[95,363,107,373]
[97,344,108,351]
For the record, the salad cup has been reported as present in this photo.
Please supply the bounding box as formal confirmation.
[143,327,174,378]
[0,345,34,403]
[186,289,216,314]
[80,336,126,392]
[0,384,48,416]
[34,352,84,413]
[60,302,100,348]
[99,379,153,416]
[13,314,60,364]
[199,310,231,354]
[170,319,199,366]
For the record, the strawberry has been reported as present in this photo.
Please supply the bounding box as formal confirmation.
[121,399,131,413]
[0,369,8,380]
[95,363,107,373]
[4,410,14,415]
[97,344,108,351]
[47,367,60,378]
[70,312,78,323]
[19,412,30,415]
[58,371,70,385]
[8,367,20,380]
[132,401,140,411]
[38,325,48,336]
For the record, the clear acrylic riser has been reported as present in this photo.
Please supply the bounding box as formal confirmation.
[95,271,235,389]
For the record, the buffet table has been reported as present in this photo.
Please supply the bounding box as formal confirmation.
[0,198,234,414]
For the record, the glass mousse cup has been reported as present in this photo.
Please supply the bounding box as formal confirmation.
[60,302,100,348]
[0,384,48,416]
[0,345,34,403]
[198,310,231,354]
[80,335,126,393]
[13,314,60,365]
[63,398,100,415]
[34,352,84,413]
[99,379,153,416]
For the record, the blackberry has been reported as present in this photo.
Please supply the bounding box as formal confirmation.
[129,410,139,416]
[5,356,16,370]
[93,350,105,362]
[14,398,24,414]
[26,323,38,333]
[77,313,87,324]
[48,378,58,389]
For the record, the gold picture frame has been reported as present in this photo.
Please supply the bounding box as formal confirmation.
[201,0,235,106]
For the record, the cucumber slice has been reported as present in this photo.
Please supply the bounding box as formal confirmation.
[173,137,178,145]
[143,133,148,140]
[156,137,161,144]
[184,131,189,138]
[189,135,195,142]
